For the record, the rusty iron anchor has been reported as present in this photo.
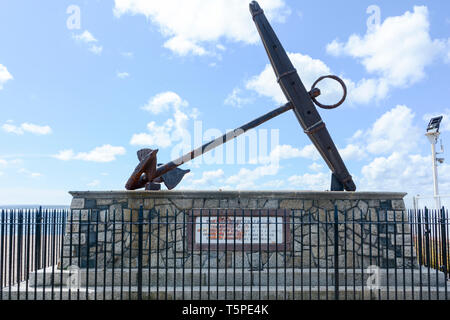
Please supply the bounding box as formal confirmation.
[125,1,356,192]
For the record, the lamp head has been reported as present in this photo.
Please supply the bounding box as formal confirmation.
[427,116,443,133]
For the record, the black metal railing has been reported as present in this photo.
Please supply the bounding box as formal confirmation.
[410,208,450,281]
[0,208,67,299]
[0,206,448,300]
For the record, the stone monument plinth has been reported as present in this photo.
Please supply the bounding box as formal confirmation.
[61,191,417,271]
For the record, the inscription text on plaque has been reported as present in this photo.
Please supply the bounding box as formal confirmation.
[188,210,290,251]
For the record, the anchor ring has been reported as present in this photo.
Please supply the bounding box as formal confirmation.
[310,75,347,110]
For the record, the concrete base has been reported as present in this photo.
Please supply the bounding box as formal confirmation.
[3,267,448,300]
[29,267,448,287]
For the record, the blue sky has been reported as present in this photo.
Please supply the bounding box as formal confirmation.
[0,0,449,207]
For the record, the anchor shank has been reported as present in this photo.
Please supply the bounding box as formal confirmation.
[249,1,356,191]
[151,102,293,181]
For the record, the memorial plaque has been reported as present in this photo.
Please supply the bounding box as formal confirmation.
[188,210,291,251]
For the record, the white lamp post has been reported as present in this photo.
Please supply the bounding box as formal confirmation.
[425,116,444,210]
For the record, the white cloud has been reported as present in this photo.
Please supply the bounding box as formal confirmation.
[53,144,126,162]
[142,91,188,114]
[18,168,43,178]
[216,44,226,51]
[180,103,448,197]
[336,104,434,195]
[163,36,208,56]
[53,150,75,161]
[423,109,450,132]
[113,0,289,56]
[258,179,285,188]
[327,6,449,97]
[359,152,450,208]
[340,105,421,158]
[245,52,381,105]
[225,163,280,189]
[131,91,194,149]
[246,53,335,104]
[0,64,13,90]
[192,169,224,186]
[121,52,134,58]
[184,104,444,195]
[224,88,253,108]
[2,123,23,135]
[258,144,320,164]
[349,129,364,141]
[130,122,174,148]
[288,172,329,190]
[343,105,450,204]
[0,158,19,177]
[2,122,52,135]
[116,71,130,79]
[21,123,52,135]
[360,152,437,192]
[365,105,420,155]
[446,38,450,64]
[130,108,190,148]
[271,144,320,161]
[73,30,103,55]
[346,78,388,105]
[190,107,200,120]
[176,103,438,193]
[183,143,323,190]
[0,158,22,167]
[241,144,321,185]
[338,144,367,161]
[89,45,103,55]
[74,145,125,162]
[244,7,450,107]
[73,30,98,43]
[308,162,323,172]
[87,180,101,187]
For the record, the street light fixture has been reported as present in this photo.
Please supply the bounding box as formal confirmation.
[425,116,444,210]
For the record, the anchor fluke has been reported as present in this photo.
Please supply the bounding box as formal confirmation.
[161,168,191,190]
[125,149,191,191]
[125,148,158,190]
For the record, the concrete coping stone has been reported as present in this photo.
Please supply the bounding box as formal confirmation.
[69,190,407,201]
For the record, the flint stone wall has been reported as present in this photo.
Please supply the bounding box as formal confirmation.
[61,191,417,270]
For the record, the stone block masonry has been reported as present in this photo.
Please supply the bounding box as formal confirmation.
[60,191,417,270]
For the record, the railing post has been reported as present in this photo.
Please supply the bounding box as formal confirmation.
[442,207,449,300]
[137,206,144,300]
[441,207,448,277]
[35,207,42,270]
[334,205,339,301]
[1,210,4,292]
[417,211,423,266]
[8,210,14,297]
[424,207,431,267]
[17,210,23,286]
